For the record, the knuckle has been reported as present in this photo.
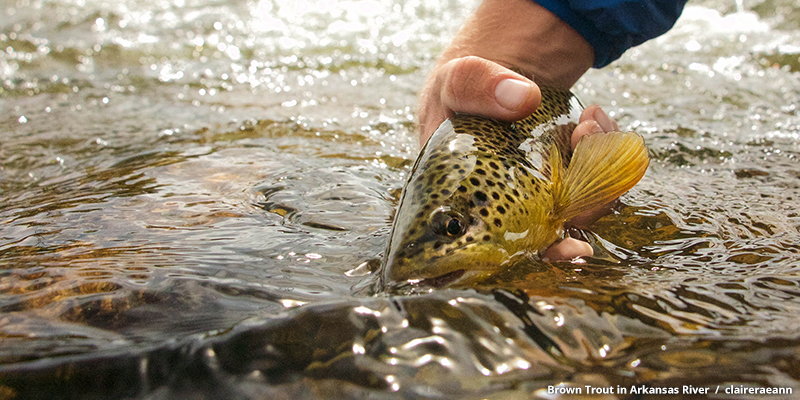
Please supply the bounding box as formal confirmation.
[444,56,492,107]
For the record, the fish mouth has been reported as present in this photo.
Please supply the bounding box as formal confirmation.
[384,243,508,288]
[419,269,466,288]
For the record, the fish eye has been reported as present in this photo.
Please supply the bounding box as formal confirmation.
[446,218,462,236]
[429,208,466,238]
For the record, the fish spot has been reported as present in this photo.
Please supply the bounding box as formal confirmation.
[459,169,466,174]
[491,192,500,200]
[496,205,506,214]
[441,189,450,196]
[479,208,489,217]
[415,211,424,218]
[466,236,474,242]
[493,218,502,228]
[469,177,480,186]
[505,194,515,203]
[431,193,439,199]
[486,180,496,187]
[457,185,467,193]
[476,168,486,175]
[483,234,491,241]
[436,164,446,170]
[474,191,488,203]
[476,160,483,166]
[489,161,499,170]
[436,175,448,185]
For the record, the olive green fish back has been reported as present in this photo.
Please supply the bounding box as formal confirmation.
[450,87,581,175]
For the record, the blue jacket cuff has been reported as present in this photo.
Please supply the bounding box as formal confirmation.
[534,0,688,68]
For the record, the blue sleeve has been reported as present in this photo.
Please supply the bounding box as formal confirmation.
[534,0,689,68]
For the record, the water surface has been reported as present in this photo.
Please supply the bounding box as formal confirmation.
[2,0,800,398]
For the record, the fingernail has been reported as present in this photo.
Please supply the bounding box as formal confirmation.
[495,79,530,111]
[589,121,604,134]
[593,107,615,132]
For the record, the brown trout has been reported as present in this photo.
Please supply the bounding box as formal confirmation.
[382,87,649,287]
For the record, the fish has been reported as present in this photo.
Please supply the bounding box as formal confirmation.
[381,87,649,288]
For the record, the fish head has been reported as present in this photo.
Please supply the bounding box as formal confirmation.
[382,198,514,288]
[382,123,527,288]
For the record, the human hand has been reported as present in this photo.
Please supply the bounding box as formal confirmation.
[417,0,593,143]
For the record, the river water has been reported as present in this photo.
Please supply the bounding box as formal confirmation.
[2,0,800,398]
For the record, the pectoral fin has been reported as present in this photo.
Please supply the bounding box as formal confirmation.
[552,131,649,221]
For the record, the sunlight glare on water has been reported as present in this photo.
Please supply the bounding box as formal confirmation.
[1,0,800,398]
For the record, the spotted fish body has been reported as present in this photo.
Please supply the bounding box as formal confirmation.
[382,87,650,287]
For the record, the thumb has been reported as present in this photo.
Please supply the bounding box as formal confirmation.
[440,56,541,121]
[419,56,542,144]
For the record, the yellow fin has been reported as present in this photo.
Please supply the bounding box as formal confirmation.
[552,131,649,221]
[549,141,562,188]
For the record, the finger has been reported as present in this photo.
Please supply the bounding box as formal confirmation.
[572,105,617,150]
[580,104,618,131]
[441,56,541,120]
[571,119,604,150]
[541,237,593,261]
[419,56,541,144]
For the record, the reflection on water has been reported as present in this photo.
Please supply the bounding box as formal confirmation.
[2,0,800,398]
